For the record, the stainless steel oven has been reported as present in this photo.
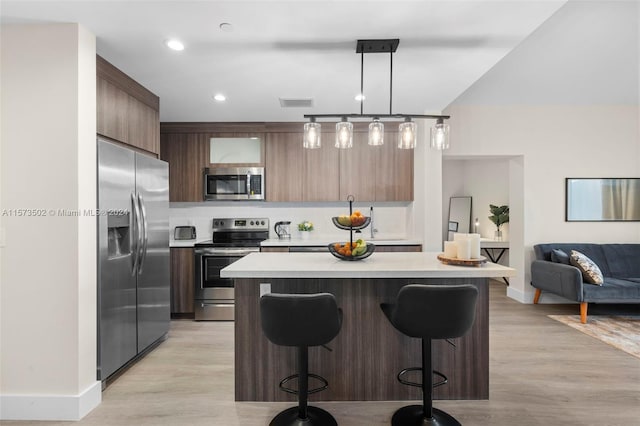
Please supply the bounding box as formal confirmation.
[194,218,269,320]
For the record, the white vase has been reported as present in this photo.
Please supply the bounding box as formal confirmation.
[300,231,311,240]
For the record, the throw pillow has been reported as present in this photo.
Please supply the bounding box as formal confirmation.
[570,250,604,285]
[550,249,570,265]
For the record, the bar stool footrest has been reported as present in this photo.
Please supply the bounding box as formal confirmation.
[278,373,329,395]
[397,367,448,388]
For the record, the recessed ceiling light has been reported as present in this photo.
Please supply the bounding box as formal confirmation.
[355,94,366,101]
[213,94,226,102]
[165,39,184,51]
[219,23,234,33]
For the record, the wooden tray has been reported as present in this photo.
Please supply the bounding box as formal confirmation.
[437,254,487,267]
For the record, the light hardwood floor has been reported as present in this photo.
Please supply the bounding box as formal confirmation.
[6,282,640,425]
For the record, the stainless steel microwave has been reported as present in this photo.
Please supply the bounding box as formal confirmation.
[203,167,265,201]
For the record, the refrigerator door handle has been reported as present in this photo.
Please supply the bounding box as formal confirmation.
[131,191,141,276]
[137,193,149,274]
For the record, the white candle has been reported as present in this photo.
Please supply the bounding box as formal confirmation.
[453,233,467,241]
[456,238,471,260]
[469,233,481,259]
[443,241,457,258]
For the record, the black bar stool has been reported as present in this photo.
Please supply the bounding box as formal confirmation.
[260,293,342,426]
[380,284,478,426]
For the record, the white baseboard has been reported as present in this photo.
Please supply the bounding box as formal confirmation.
[506,286,528,303]
[0,380,101,421]
[506,286,577,305]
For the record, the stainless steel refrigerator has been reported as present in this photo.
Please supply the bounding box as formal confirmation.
[97,138,170,381]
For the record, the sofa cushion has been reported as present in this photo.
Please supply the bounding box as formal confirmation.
[551,249,571,264]
[534,244,611,276]
[583,277,640,301]
[627,278,640,284]
[570,250,604,285]
[601,244,640,278]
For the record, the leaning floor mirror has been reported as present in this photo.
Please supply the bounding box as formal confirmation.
[448,196,472,240]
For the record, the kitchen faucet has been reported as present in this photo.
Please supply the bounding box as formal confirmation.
[370,206,378,239]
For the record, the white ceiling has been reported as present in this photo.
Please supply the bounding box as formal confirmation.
[1,1,567,122]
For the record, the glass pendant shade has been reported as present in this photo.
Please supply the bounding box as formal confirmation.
[335,119,353,149]
[398,118,417,149]
[430,119,450,150]
[303,120,321,149]
[368,118,384,146]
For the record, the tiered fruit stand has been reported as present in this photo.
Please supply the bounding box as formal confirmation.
[328,195,376,260]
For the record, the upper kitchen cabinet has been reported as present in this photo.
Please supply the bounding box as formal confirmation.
[160,123,267,202]
[339,131,377,201]
[264,126,339,202]
[160,132,208,202]
[374,129,414,201]
[302,131,339,201]
[265,132,304,202]
[97,55,160,155]
[160,122,413,203]
[209,134,264,167]
[339,126,413,202]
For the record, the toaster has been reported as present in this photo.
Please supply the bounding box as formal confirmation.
[174,226,196,240]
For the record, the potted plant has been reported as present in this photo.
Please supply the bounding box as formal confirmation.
[298,220,314,239]
[489,205,509,241]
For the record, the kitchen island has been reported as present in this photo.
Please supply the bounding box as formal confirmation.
[222,252,515,402]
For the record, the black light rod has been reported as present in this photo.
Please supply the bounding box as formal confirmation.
[303,114,450,120]
[389,49,393,115]
[360,50,364,116]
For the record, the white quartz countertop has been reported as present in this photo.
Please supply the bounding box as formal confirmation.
[221,252,516,279]
[260,238,422,247]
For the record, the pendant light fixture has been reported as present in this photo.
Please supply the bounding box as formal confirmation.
[368,118,384,146]
[302,39,450,150]
[430,117,450,150]
[303,117,321,149]
[335,117,353,149]
[398,118,417,149]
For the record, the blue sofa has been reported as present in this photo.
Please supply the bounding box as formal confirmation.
[531,243,640,323]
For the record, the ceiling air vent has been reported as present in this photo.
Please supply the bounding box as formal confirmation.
[279,98,314,108]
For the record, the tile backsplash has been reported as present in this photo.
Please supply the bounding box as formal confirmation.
[169,201,413,241]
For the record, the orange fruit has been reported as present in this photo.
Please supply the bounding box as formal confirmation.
[345,249,352,256]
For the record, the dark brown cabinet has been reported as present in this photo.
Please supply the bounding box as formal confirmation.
[159,123,413,203]
[160,133,208,202]
[170,248,194,315]
[339,132,377,201]
[97,55,160,155]
[160,127,266,202]
[302,131,340,201]
[265,132,304,202]
[374,130,414,201]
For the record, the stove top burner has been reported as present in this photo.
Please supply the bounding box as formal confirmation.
[197,217,270,248]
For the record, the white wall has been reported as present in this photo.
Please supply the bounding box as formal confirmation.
[170,201,411,242]
[0,24,100,420]
[442,158,511,244]
[445,1,640,302]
